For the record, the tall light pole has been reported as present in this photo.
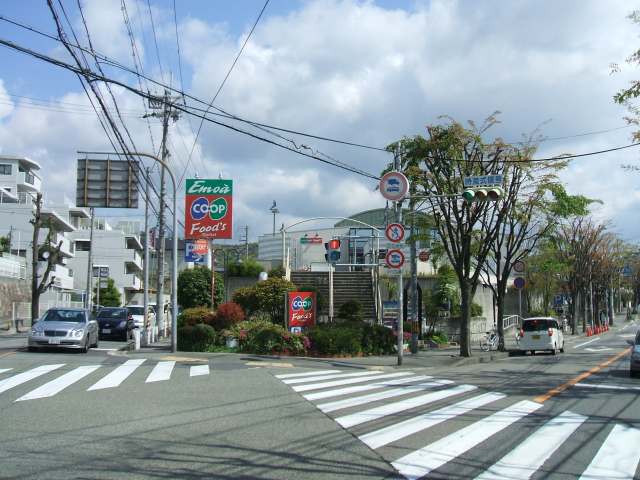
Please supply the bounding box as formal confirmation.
[270,200,279,236]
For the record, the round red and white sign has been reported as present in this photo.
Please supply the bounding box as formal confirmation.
[385,223,405,243]
[379,171,409,201]
[385,249,405,268]
[418,250,430,262]
[513,260,526,273]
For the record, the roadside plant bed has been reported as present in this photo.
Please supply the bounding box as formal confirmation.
[226,319,308,355]
[177,323,217,352]
[306,323,396,356]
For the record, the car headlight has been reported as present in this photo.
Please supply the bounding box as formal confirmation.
[71,329,85,338]
[31,327,43,336]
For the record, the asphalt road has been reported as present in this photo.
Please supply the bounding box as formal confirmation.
[0,320,638,480]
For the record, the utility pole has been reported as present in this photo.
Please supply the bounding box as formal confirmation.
[85,208,94,311]
[143,167,151,342]
[242,225,249,259]
[409,177,418,354]
[395,149,404,366]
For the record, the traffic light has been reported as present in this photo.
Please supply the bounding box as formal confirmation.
[462,187,504,203]
[324,239,341,263]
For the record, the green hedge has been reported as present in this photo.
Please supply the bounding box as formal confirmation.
[177,323,217,352]
[307,323,395,356]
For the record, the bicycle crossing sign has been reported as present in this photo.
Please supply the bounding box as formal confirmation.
[385,223,405,243]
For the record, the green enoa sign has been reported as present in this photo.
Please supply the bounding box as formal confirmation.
[184,179,233,239]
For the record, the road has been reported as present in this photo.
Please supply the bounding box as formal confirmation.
[0,321,638,479]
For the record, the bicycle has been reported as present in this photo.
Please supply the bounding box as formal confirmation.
[480,330,499,351]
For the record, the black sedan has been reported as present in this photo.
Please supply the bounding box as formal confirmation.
[97,307,131,341]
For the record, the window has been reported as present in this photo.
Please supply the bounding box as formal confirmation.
[523,319,550,332]
[75,240,91,251]
[0,164,11,175]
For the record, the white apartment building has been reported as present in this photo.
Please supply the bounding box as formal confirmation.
[0,156,79,309]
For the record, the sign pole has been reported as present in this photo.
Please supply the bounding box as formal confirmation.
[210,242,215,309]
[329,263,334,322]
[394,152,404,366]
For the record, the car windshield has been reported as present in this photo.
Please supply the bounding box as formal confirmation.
[523,319,552,331]
[42,309,86,323]
[97,308,127,319]
[127,307,144,315]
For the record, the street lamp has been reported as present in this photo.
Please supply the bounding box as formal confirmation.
[269,200,279,236]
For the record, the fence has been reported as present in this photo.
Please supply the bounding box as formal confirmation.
[0,255,27,280]
[11,300,85,329]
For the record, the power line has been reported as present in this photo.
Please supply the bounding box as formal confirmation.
[145,0,165,82]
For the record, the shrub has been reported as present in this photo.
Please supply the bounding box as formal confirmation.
[212,302,245,331]
[361,324,396,355]
[426,330,449,345]
[307,324,363,355]
[232,287,259,317]
[178,307,216,328]
[471,302,483,317]
[177,323,217,352]
[338,300,363,322]
[227,257,264,277]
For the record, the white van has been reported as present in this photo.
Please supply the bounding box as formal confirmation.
[518,317,564,355]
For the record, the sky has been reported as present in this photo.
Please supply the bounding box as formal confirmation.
[0,0,639,244]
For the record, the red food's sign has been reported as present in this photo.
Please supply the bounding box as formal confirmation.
[288,291,316,328]
[185,179,233,239]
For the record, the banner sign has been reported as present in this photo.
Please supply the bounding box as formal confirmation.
[185,179,233,239]
[185,239,209,263]
[288,291,316,329]
[463,175,503,188]
[300,236,323,244]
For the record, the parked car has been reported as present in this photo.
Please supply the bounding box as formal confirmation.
[96,307,131,341]
[629,331,640,377]
[126,305,155,329]
[28,308,98,353]
[517,317,565,355]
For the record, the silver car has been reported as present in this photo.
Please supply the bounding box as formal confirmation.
[28,308,99,353]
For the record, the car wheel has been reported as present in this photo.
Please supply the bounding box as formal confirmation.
[551,345,557,355]
[531,350,536,356]
[28,346,37,352]
[560,343,565,353]
[80,337,88,354]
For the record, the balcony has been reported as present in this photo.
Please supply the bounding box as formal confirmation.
[53,235,74,258]
[51,264,74,290]
[124,249,143,271]
[124,274,142,291]
[17,171,42,192]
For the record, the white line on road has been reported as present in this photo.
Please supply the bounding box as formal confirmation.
[145,361,175,383]
[318,379,454,413]
[303,375,431,401]
[275,370,341,379]
[16,365,101,401]
[283,370,381,385]
[336,384,477,429]
[87,359,146,391]
[618,334,637,339]
[475,410,587,480]
[576,383,640,392]
[574,337,600,349]
[585,347,613,352]
[91,348,118,351]
[0,368,13,374]
[392,400,542,480]
[189,364,209,376]
[0,364,64,395]
[293,372,415,393]
[580,424,640,480]
[361,392,505,450]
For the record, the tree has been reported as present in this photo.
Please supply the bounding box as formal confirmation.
[253,277,297,324]
[177,266,223,309]
[0,235,9,254]
[30,192,63,323]
[93,277,121,307]
[613,10,640,143]
[227,257,264,277]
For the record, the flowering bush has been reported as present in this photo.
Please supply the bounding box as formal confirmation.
[226,319,306,355]
[211,302,245,331]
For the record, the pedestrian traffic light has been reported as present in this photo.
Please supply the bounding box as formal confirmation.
[462,187,504,203]
[324,239,341,263]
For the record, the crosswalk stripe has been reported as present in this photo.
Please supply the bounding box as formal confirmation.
[304,375,433,401]
[0,364,65,395]
[145,361,175,383]
[275,370,341,379]
[293,372,414,393]
[16,365,101,402]
[361,392,505,450]
[0,368,13,374]
[336,384,477,429]
[476,410,587,480]
[392,400,542,480]
[87,359,146,391]
[579,424,640,480]
[318,379,455,413]
[190,364,209,377]
[283,370,382,385]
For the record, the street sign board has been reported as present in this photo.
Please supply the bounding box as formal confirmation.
[385,223,405,243]
[514,277,526,290]
[463,174,503,188]
[185,179,233,240]
[379,171,409,201]
[385,249,405,269]
[513,260,526,273]
[185,239,209,263]
[288,291,317,329]
[76,157,139,208]
[418,250,430,262]
[300,236,323,244]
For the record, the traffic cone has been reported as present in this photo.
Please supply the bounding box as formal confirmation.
[586,327,591,337]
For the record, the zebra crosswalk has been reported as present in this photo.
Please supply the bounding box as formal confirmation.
[275,369,640,479]
[0,358,211,402]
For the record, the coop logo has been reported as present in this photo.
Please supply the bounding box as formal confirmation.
[291,296,313,311]
[190,197,228,221]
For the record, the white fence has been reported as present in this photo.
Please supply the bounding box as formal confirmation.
[12,300,85,328]
[0,255,27,280]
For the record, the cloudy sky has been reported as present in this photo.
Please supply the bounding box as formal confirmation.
[0,0,638,243]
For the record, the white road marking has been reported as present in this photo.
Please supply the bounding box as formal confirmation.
[0,364,64,395]
[282,370,381,385]
[361,392,505,450]
[91,348,118,351]
[189,364,210,376]
[303,375,431,401]
[87,359,146,391]
[318,379,454,413]
[336,384,477,429]
[476,410,587,480]
[293,372,414,393]
[392,400,543,480]
[16,365,101,401]
[574,338,600,349]
[618,334,637,339]
[145,361,175,383]
[275,370,341,379]
[585,347,613,352]
[580,424,640,480]
[0,368,13,374]
[576,383,640,392]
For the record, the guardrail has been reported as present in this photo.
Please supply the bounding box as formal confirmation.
[503,314,522,330]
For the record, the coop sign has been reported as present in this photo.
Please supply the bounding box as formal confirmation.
[288,291,316,329]
[185,179,233,239]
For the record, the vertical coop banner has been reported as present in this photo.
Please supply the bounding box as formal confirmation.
[288,292,317,329]
[185,179,233,239]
